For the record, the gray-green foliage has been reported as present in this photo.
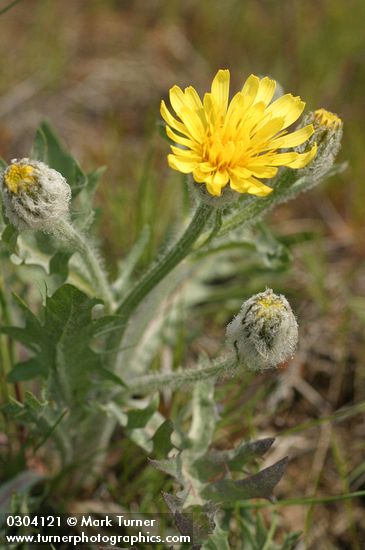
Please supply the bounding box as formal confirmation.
[0,120,344,547]
[150,380,297,549]
[2,286,113,396]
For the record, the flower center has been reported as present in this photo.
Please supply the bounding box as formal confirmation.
[4,164,37,194]
[204,129,240,171]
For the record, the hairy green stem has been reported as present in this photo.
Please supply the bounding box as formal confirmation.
[107,203,214,361]
[124,354,238,395]
[108,202,214,358]
[213,163,344,240]
[54,219,114,312]
[116,203,214,316]
[0,336,11,404]
[0,280,13,406]
[0,277,15,453]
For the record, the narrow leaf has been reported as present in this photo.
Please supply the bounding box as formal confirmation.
[0,471,44,515]
[1,224,18,253]
[188,379,217,456]
[31,127,47,161]
[7,359,46,383]
[39,121,86,197]
[152,419,174,457]
[49,250,72,282]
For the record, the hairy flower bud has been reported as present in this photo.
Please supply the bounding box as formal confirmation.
[297,108,343,182]
[1,158,71,231]
[226,289,298,371]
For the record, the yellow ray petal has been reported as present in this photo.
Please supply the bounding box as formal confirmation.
[246,165,278,178]
[261,143,317,167]
[250,117,285,146]
[205,178,228,196]
[229,170,273,196]
[211,69,230,114]
[242,152,280,166]
[170,145,201,161]
[223,92,245,131]
[170,86,206,127]
[267,94,305,129]
[228,166,252,179]
[211,169,229,186]
[166,126,200,151]
[261,152,298,166]
[205,183,221,196]
[197,162,215,174]
[230,137,250,165]
[245,176,273,196]
[193,165,213,183]
[235,101,266,139]
[169,85,187,116]
[241,74,260,106]
[283,143,317,168]
[203,92,219,128]
[184,86,204,110]
[179,106,206,141]
[269,124,314,149]
[160,100,188,135]
[168,154,198,173]
[255,77,276,106]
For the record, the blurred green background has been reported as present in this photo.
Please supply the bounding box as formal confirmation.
[1,0,365,547]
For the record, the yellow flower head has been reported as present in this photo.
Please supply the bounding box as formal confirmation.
[313,108,342,130]
[161,69,317,197]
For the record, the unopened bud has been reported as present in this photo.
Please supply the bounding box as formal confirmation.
[297,108,343,182]
[226,289,298,371]
[1,159,71,231]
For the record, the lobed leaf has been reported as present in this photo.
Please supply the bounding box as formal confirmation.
[192,438,275,481]
[200,457,289,503]
[3,285,112,401]
[149,455,183,481]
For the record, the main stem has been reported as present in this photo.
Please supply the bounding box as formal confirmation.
[108,202,214,359]
[54,219,114,312]
[0,278,12,406]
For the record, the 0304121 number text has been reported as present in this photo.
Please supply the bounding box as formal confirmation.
[6,515,61,527]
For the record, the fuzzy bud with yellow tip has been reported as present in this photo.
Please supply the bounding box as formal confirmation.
[297,108,343,182]
[1,158,71,231]
[313,108,342,131]
[226,289,298,372]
